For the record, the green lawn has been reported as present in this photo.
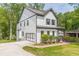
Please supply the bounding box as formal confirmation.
[0,39,16,43]
[23,43,79,56]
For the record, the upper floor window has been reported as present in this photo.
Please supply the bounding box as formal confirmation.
[22,31,24,36]
[46,19,50,25]
[52,20,55,25]
[24,21,25,26]
[27,20,29,26]
[20,23,22,26]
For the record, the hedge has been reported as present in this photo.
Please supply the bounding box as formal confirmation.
[63,36,79,42]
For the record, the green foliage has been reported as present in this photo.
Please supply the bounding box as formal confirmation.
[48,35,54,43]
[28,3,45,10]
[63,36,79,42]
[23,43,79,56]
[0,39,16,43]
[0,3,45,40]
[57,6,79,31]
[41,34,61,44]
[49,36,57,40]
[49,35,53,40]
[41,34,49,42]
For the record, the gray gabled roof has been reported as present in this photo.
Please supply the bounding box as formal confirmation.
[27,8,57,17]
[18,7,58,23]
[27,8,59,26]
[27,8,46,16]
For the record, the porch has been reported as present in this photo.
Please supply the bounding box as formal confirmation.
[65,30,79,38]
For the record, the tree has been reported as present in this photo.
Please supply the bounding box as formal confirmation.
[0,3,45,40]
[0,3,27,40]
[0,7,9,39]
[28,3,45,10]
[57,5,79,31]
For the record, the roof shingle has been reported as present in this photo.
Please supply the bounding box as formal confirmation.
[27,8,56,16]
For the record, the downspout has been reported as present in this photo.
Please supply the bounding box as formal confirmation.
[36,15,37,44]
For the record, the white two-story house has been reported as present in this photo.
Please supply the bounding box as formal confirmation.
[16,8,64,43]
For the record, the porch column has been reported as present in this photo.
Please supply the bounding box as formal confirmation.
[76,33,78,38]
[37,32,41,43]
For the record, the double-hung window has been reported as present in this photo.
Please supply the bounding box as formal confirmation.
[24,21,25,26]
[52,31,54,36]
[46,19,50,25]
[22,31,24,36]
[47,31,50,35]
[27,20,29,26]
[52,20,55,25]
[41,31,44,35]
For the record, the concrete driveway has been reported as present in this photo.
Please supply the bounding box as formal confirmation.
[0,41,34,56]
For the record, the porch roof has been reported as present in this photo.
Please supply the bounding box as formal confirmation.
[66,29,79,33]
[37,25,65,30]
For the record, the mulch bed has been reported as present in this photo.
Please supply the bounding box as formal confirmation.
[29,42,69,48]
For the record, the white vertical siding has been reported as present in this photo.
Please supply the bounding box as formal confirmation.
[37,11,57,27]
[24,16,36,33]
[16,8,63,43]
[37,31,41,43]
[19,9,35,22]
[44,11,57,27]
[17,8,36,41]
[37,16,44,25]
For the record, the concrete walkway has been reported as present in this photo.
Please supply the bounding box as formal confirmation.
[0,41,34,56]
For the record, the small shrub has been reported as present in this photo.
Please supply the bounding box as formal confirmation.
[70,37,76,42]
[49,35,54,44]
[63,36,79,42]
[55,36,61,42]
[52,36,58,43]
[41,34,49,43]
[49,35,53,40]
[63,36,70,42]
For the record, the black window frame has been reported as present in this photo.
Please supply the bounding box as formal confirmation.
[20,23,22,26]
[24,21,25,26]
[52,31,54,36]
[52,20,55,25]
[41,31,44,35]
[46,19,50,25]
[47,31,50,35]
[22,31,24,36]
[27,20,29,26]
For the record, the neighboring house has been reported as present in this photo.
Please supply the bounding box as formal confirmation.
[16,8,64,43]
[65,29,79,38]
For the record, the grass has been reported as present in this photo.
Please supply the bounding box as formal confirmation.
[23,43,79,56]
[0,39,16,43]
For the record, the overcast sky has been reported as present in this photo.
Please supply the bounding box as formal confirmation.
[44,3,74,13]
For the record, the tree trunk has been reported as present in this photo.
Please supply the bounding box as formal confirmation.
[9,20,12,40]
